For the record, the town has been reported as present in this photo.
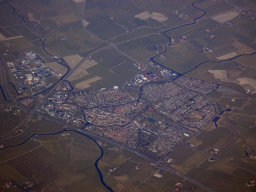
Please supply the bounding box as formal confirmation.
[67,87,136,108]
[39,71,219,158]
[5,51,219,158]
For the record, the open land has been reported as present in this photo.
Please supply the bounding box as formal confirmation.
[63,54,84,69]
[74,76,102,89]
[212,11,240,24]
[67,59,97,82]
[1,0,256,191]
[135,12,169,22]
[45,62,68,76]
[216,52,238,60]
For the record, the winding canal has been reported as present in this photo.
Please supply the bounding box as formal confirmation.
[0,129,114,192]
[0,84,12,102]
[2,0,256,191]
[3,0,71,97]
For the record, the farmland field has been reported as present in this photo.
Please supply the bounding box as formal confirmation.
[1,0,256,191]
[154,42,208,73]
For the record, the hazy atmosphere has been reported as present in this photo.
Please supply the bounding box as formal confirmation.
[0,0,256,191]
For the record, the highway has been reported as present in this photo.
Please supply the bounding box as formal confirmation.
[0,55,215,191]
[2,0,254,191]
[22,108,217,192]
[0,56,45,137]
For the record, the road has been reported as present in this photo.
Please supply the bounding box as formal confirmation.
[1,0,251,191]
[35,110,215,192]
[0,56,215,191]
[0,56,44,137]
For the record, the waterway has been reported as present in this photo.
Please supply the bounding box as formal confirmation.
[2,0,256,191]
[212,116,220,123]
[148,0,256,77]
[2,1,111,190]
[0,128,114,192]
[4,0,71,97]
[212,108,232,127]
[71,130,114,192]
[8,82,22,96]
[0,84,12,102]
[219,108,232,116]
[149,0,207,72]
[136,0,256,102]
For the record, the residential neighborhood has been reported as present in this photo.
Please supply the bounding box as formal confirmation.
[40,72,219,158]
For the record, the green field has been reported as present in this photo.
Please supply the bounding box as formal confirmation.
[0,2,23,26]
[86,15,124,40]
[1,0,256,191]
[233,98,256,116]
[43,22,102,57]
[110,27,159,44]
[0,126,109,192]
[73,48,140,89]
[12,25,38,41]
[186,61,247,92]
[204,1,233,17]
[97,144,207,192]
[167,146,197,165]
[112,62,139,78]
[92,48,134,69]
[219,96,248,108]
[154,41,208,73]
[118,34,168,53]
[235,33,256,50]
[196,128,231,151]
[186,168,238,191]
[0,109,26,137]
[86,64,128,89]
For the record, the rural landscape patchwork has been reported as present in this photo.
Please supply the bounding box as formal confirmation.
[1,0,256,191]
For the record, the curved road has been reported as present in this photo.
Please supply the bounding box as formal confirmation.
[2,0,256,191]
